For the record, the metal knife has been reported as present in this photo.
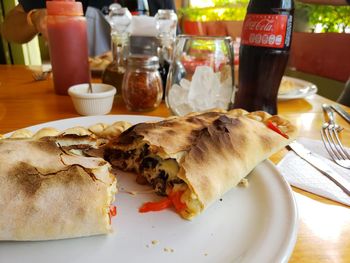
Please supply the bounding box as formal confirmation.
[331,105,350,124]
[287,141,350,196]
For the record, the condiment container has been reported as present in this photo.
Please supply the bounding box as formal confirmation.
[122,55,163,111]
[47,0,90,95]
[102,7,131,96]
[155,9,178,99]
[68,83,116,116]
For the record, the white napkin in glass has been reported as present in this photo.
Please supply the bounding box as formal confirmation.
[129,16,157,36]
[277,137,350,206]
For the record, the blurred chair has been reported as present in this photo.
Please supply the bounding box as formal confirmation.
[337,78,350,107]
[289,32,350,105]
[289,32,350,83]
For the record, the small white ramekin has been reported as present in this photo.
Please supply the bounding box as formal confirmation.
[68,83,116,116]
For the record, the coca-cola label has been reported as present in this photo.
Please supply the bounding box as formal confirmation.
[241,14,289,48]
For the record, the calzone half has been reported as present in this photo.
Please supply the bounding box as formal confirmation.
[105,109,297,220]
[0,136,117,241]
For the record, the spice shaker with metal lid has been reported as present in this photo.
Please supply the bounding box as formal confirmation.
[122,55,163,111]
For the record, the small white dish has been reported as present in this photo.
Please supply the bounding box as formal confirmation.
[68,83,116,116]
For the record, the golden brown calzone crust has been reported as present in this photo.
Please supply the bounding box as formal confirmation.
[0,138,116,241]
[107,109,297,219]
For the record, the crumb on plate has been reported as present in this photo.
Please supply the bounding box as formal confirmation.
[239,178,249,187]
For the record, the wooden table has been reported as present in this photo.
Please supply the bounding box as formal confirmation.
[1,65,350,262]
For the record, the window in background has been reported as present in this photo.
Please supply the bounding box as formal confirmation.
[182,0,248,22]
[0,0,42,65]
[296,3,350,33]
[190,0,215,7]
[185,1,350,33]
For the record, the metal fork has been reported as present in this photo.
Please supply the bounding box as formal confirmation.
[32,70,51,81]
[321,104,350,169]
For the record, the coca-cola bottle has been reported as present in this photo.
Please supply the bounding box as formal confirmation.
[233,0,294,115]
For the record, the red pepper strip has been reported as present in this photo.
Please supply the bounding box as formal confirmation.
[169,191,187,212]
[108,205,117,224]
[139,198,172,213]
[110,205,117,217]
[267,120,289,139]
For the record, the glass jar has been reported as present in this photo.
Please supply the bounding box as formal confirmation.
[102,7,131,96]
[166,35,235,116]
[122,55,163,111]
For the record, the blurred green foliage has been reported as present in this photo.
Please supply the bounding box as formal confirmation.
[296,2,350,33]
[178,0,248,21]
[180,0,350,33]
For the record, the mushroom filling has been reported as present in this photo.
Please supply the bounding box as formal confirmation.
[106,143,183,195]
[106,143,150,172]
[139,155,182,195]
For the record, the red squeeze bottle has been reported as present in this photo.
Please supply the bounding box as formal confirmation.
[47,0,90,95]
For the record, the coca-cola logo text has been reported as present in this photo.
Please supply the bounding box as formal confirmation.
[244,18,275,32]
[241,14,288,49]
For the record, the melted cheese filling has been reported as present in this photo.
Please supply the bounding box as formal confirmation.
[109,143,202,218]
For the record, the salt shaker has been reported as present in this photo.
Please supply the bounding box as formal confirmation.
[122,55,163,111]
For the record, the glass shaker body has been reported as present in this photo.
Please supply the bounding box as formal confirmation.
[155,9,178,97]
[47,0,90,95]
[155,9,178,41]
[122,55,163,112]
[102,7,132,96]
[102,33,129,96]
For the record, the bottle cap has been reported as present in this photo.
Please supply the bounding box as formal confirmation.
[127,55,159,70]
[47,0,83,16]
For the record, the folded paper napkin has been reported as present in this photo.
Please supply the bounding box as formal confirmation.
[277,137,350,206]
[129,16,157,36]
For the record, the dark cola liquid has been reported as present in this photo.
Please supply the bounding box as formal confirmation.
[233,0,294,115]
[158,60,170,100]
[234,46,289,114]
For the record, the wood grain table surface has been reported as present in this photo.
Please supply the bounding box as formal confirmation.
[0,65,349,262]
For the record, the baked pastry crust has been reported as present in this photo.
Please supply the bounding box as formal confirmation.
[0,136,116,241]
[106,109,297,219]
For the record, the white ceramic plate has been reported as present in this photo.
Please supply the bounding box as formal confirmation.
[1,115,298,263]
[278,76,318,101]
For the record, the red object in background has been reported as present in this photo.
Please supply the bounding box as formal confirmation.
[181,54,229,73]
[233,0,294,115]
[182,20,205,36]
[47,0,90,95]
[289,32,350,83]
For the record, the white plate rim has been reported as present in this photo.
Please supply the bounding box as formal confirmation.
[2,115,298,263]
[278,76,318,101]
